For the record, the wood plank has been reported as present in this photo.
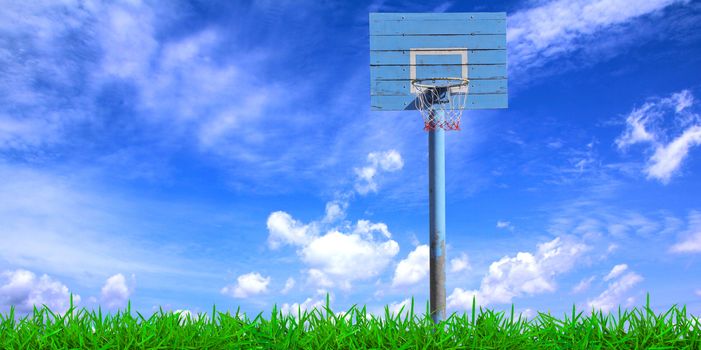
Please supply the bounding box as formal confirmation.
[370,13,506,21]
[370,49,506,65]
[370,64,507,81]
[370,19,505,35]
[370,34,506,50]
[371,79,507,95]
[370,93,508,111]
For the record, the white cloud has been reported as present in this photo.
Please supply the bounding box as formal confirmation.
[267,189,400,289]
[447,288,483,309]
[369,150,404,172]
[266,211,315,249]
[306,269,335,288]
[480,252,549,302]
[616,103,658,149]
[695,289,701,297]
[448,237,589,309]
[508,0,687,71]
[616,89,701,183]
[588,270,643,312]
[646,125,701,183]
[301,226,399,289]
[0,269,80,314]
[96,7,253,132]
[323,200,348,223]
[603,264,628,281]
[281,277,295,294]
[387,298,413,316]
[520,308,536,320]
[281,297,326,316]
[100,273,134,309]
[173,309,209,325]
[354,150,404,195]
[449,253,471,273]
[670,211,701,253]
[280,289,331,316]
[354,167,378,194]
[496,221,514,230]
[671,90,695,113]
[392,245,429,287]
[572,276,596,294]
[221,272,271,299]
[353,220,392,240]
[481,237,588,302]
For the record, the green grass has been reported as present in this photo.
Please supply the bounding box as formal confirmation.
[1,294,699,349]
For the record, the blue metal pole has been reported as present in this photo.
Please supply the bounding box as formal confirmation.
[429,109,446,324]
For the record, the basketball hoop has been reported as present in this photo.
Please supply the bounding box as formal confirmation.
[371,12,508,325]
[412,78,469,131]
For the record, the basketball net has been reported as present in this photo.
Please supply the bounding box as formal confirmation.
[412,78,469,131]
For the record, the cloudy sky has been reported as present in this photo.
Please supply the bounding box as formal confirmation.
[1,0,700,319]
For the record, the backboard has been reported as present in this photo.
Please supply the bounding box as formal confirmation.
[369,13,508,111]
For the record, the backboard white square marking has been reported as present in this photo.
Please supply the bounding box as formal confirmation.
[409,48,468,94]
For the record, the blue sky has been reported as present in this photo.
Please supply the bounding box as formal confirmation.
[1,0,701,320]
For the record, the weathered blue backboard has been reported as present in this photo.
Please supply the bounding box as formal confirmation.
[369,13,508,111]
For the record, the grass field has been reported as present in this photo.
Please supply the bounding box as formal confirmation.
[1,294,699,349]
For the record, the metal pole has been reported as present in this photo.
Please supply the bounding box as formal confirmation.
[429,109,446,324]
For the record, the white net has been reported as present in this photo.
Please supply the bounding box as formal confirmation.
[412,78,469,131]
